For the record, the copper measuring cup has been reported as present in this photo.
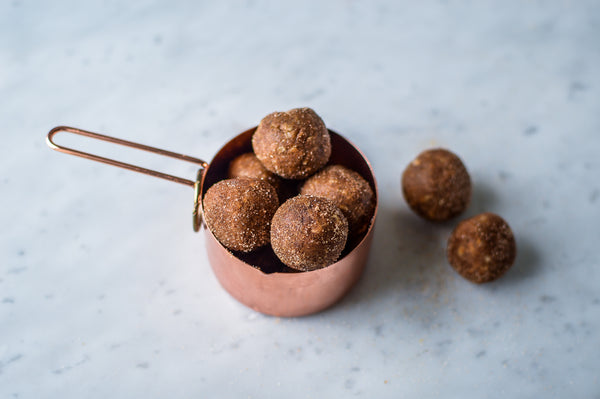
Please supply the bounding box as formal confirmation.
[47,125,378,317]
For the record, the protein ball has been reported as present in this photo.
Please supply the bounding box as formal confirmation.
[301,165,375,236]
[271,195,348,271]
[252,107,331,179]
[447,212,517,283]
[203,178,279,253]
[402,148,471,221]
[228,152,282,193]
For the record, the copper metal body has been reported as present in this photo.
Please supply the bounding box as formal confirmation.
[47,125,378,317]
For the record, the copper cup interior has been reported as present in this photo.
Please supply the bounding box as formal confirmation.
[200,127,378,316]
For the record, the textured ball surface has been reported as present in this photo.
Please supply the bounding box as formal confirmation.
[203,178,279,252]
[228,152,282,193]
[301,165,375,236]
[271,195,348,271]
[252,107,331,179]
[402,148,471,221]
[447,212,517,283]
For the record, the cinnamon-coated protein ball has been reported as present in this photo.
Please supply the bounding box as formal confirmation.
[271,195,348,271]
[402,148,471,221]
[252,107,331,179]
[301,165,375,236]
[203,178,279,252]
[228,152,282,193]
[447,212,517,283]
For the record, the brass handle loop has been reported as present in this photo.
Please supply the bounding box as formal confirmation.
[47,126,208,231]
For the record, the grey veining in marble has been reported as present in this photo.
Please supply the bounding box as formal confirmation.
[1,1,599,397]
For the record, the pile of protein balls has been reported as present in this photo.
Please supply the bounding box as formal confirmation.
[203,106,516,283]
[402,149,517,283]
[202,108,375,272]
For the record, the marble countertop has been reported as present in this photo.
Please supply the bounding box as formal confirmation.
[2,1,599,397]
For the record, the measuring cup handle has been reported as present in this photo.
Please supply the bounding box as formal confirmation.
[46,126,209,231]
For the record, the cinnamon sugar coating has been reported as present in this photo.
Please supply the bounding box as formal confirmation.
[252,108,331,179]
[203,178,279,252]
[301,165,375,236]
[271,195,348,271]
[447,212,516,283]
[402,148,471,221]
[228,152,282,192]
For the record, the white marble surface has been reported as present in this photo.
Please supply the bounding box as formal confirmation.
[2,1,599,397]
